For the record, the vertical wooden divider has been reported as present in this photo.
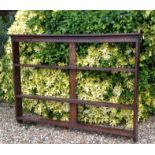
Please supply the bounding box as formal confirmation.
[69,43,78,124]
[12,40,23,122]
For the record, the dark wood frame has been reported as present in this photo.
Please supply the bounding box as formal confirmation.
[11,33,141,142]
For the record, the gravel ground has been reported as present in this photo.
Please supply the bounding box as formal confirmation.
[0,103,155,144]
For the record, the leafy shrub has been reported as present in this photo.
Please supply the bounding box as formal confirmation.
[1,10,155,128]
[0,16,8,58]
[0,13,15,58]
[0,14,15,99]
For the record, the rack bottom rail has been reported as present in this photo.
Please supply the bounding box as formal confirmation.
[17,115,134,140]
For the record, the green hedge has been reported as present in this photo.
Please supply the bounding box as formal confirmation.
[1,10,155,128]
[0,16,8,58]
[0,14,14,99]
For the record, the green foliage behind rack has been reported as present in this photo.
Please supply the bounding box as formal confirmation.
[1,10,155,128]
[0,16,8,58]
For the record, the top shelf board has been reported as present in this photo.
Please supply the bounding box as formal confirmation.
[10,33,141,43]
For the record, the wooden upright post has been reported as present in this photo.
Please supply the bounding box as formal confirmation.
[12,40,23,122]
[69,43,78,124]
[133,38,140,142]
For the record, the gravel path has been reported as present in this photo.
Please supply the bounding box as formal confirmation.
[0,103,155,144]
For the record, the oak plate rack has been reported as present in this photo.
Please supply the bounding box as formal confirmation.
[11,33,141,142]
